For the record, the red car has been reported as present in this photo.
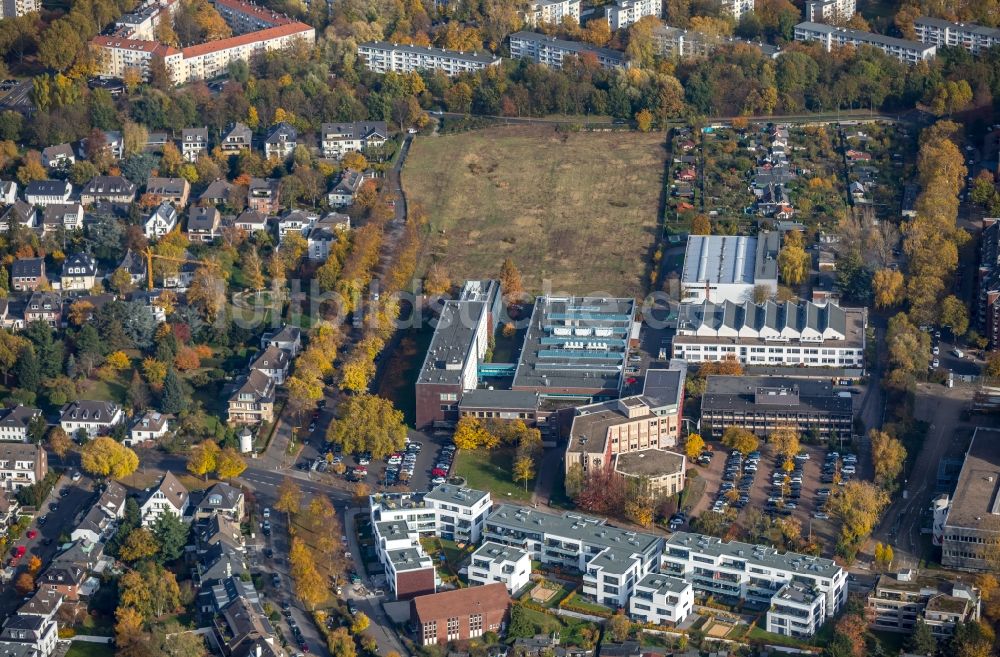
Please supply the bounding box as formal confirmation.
[13,546,25,558]
[431,468,448,478]
[26,530,36,539]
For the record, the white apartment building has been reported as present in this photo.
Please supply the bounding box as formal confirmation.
[357,42,501,76]
[0,406,41,442]
[522,0,580,28]
[794,21,936,63]
[913,17,1000,54]
[24,180,72,207]
[606,0,662,31]
[140,472,189,526]
[373,519,439,600]
[467,542,531,595]
[320,122,388,159]
[144,202,179,239]
[672,300,866,368]
[663,532,847,634]
[766,582,828,638]
[0,443,47,492]
[720,0,754,21]
[629,573,694,625]
[805,0,856,23]
[0,613,59,657]
[59,401,124,439]
[0,0,39,18]
[181,128,209,162]
[483,505,664,608]
[652,25,781,58]
[509,31,627,69]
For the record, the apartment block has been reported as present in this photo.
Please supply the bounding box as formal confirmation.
[628,573,694,625]
[720,0,754,21]
[672,300,866,368]
[59,401,124,439]
[606,0,662,30]
[0,443,47,492]
[700,375,854,439]
[651,24,781,58]
[484,505,664,608]
[509,32,627,69]
[0,0,39,18]
[793,21,936,63]
[766,582,827,638]
[805,0,856,23]
[663,532,847,632]
[357,42,501,76]
[914,17,1000,54]
[467,541,531,594]
[373,519,438,600]
[522,0,580,28]
[0,406,42,442]
[867,570,980,639]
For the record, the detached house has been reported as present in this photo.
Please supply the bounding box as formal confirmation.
[247,178,280,214]
[249,346,290,384]
[41,203,84,233]
[127,411,169,447]
[71,481,127,544]
[11,258,46,292]
[59,400,124,438]
[140,471,190,526]
[200,179,234,206]
[328,170,365,207]
[0,200,37,232]
[59,253,98,291]
[186,206,222,242]
[145,177,191,207]
[276,210,317,243]
[144,202,179,239]
[0,406,42,442]
[41,143,75,170]
[196,482,245,520]
[0,609,59,657]
[24,292,61,326]
[181,127,209,162]
[320,121,388,159]
[24,180,72,207]
[0,443,47,492]
[37,563,86,601]
[264,122,297,160]
[0,181,16,204]
[117,249,148,286]
[262,325,302,356]
[220,122,252,153]
[234,209,268,234]
[80,176,137,205]
[227,370,276,425]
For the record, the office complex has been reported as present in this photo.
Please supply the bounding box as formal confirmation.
[672,300,867,368]
[794,22,936,63]
[700,375,854,438]
[484,505,664,608]
[680,233,780,304]
[935,427,1000,571]
[605,0,662,30]
[356,42,501,75]
[509,32,628,69]
[805,0,855,23]
[914,17,1000,54]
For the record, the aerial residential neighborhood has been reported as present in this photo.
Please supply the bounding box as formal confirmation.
[0,0,997,656]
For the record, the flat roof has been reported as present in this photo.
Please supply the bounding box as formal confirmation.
[682,235,758,286]
[702,375,853,415]
[458,389,539,411]
[641,368,685,409]
[754,231,780,282]
[423,484,490,508]
[472,541,528,565]
[416,300,485,386]
[487,504,662,555]
[614,449,685,478]
[945,427,1000,532]
[512,296,634,393]
[666,531,844,579]
[636,572,690,596]
[386,547,433,572]
[570,400,653,453]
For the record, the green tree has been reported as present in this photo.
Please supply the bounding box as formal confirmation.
[159,368,189,414]
[38,20,83,71]
[151,512,189,564]
[950,620,995,657]
[907,618,937,655]
[326,394,407,459]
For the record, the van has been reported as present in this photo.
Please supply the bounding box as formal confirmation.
[953,348,964,358]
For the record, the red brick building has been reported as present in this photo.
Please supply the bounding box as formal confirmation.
[411,583,510,646]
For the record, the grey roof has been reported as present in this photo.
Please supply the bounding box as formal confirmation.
[774,581,822,604]
[794,22,933,52]
[200,179,234,201]
[945,427,1000,531]
[0,406,41,432]
[510,31,626,64]
[59,400,121,423]
[386,546,433,572]
[2,201,34,226]
[754,231,780,282]
[181,127,209,143]
[635,572,690,595]
[321,121,388,141]
[187,206,220,231]
[457,389,540,411]
[199,482,243,512]
[268,325,301,346]
[702,375,853,415]
[914,16,1000,38]
[25,292,60,314]
[231,370,274,401]
[24,180,70,197]
[248,178,278,196]
[11,258,43,279]
[487,504,662,555]
[614,449,685,479]
[41,143,74,160]
[640,367,685,409]
[223,122,252,142]
[675,300,852,339]
[666,531,844,579]
[250,346,289,372]
[416,300,485,386]
[42,203,82,226]
[0,641,41,657]
[331,170,364,195]
[471,541,528,565]
[235,209,267,228]
[81,176,136,197]
[682,235,759,286]
[131,410,168,432]
[265,122,297,143]
[147,471,189,510]
[423,483,490,507]
[146,177,188,196]
[61,253,97,277]
[119,249,146,276]
[511,296,634,393]
[360,40,500,64]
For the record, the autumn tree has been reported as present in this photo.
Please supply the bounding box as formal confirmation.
[872,268,904,308]
[275,477,302,520]
[215,447,246,480]
[499,258,524,304]
[685,433,705,460]
[424,263,451,296]
[940,295,970,336]
[241,246,265,294]
[607,612,632,643]
[691,214,711,235]
[768,428,800,458]
[81,437,139,479]
[452,416,498,450]
[635,109,653,132]
[186,440,220,480]
[950,620,995,657]
[326,394,407,459]
[14,573,33,595]
[120,527,160,562]
[828,481,890,559]
[777,230,809,285]
[722,426,759,455]
[513,454,535,492]
[870,429,907,488]
[47,426,71,458]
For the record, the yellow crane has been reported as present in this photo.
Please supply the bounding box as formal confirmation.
[142,248,222,291]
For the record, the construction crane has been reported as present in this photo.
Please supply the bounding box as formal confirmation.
[142,248,222,291]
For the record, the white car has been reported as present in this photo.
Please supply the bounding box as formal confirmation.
[932,345,940,355]
[71,471,82,482]
[431,476,447,485]
[263,507,271,519]
[842,465,856,475]
[931,358,940,368]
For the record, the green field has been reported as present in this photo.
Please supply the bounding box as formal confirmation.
[452,447,533,502]
[66,642,115,657]
[403,126,666,297]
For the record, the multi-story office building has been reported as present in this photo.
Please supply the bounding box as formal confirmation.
[483,505,664,608]
[628,573,694,625]
[522,0,580,28]
[356,42,501,76]
[662,532,847,632]
[467,542,531,594]
[867,570,981,639]
[672,300,867,368]
[509,32,627,69]
[936,427,1000,571]
[914,17,1000,54]
[805,0,856,23]
[680,233,780,303]
[605,0,662,30]
[700,375,854,438]
[766,582,828,638]
[793,22,936,63]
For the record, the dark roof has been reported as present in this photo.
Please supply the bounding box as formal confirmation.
[199,482,243,512]
[640,368,685,409]
[81,176,137,196]
[188,206,221,231]
[0,406,41,432]
[11,258,43,278]
[61,253,97,277]
[59,400,121,423]
[200,179,234,201]
[265,122,297,143]
[182,127,209,142]
[146,177,188,196]
[701,375,853,415]
[321,121,388,140]
[24,180,70,197]
[250,346,289,372]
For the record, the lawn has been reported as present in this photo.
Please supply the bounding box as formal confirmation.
[404,126,667,296]
[66,642,115,657]
[452,448,533,502]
